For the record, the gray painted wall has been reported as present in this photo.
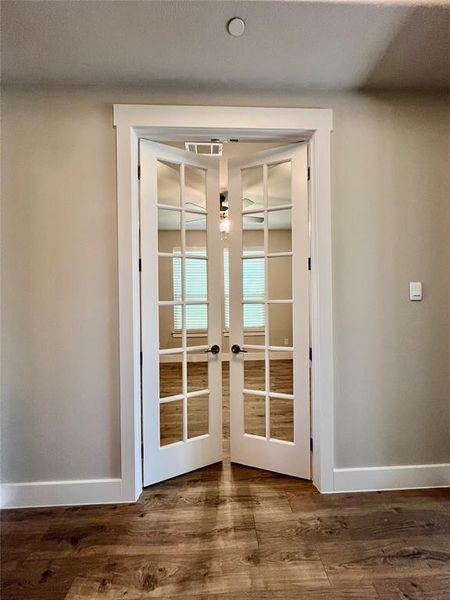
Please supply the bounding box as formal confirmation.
[1,87,449,483]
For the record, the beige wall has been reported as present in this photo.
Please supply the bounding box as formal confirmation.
[1,87,449,483]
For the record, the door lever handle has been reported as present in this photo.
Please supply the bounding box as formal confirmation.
[231,344,247,354]
[204,344,220,354]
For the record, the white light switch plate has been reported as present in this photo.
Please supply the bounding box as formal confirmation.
[410,281,422,301]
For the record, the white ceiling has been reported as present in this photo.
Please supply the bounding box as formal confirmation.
[2,0,449,91]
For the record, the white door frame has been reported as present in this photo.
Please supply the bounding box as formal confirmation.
[113,104,334,501]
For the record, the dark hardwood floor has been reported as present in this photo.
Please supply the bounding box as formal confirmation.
[1,364,449,599]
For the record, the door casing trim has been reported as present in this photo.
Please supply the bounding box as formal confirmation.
[113,105,334,500]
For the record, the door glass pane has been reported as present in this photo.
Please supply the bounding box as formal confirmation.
[242,166,264,211]
[187,333,208,348]
[269,303,292,347]
[223,249,230,330]
[185,258,207,302]
[268,255,292,300]
[268,161,291,208]
[270,398,294,442]
[186,304,208,347]
[157,160,181,207]
[243,213,264,254]
[185,212,207,250]
[269,350,294,395]
[159,355,183,398]
[268,209,291,253]
[187,350,208,392]
[242,257,265,302]
[185,166,206,211]
[159,256,182,302]
[158,208,181,253]
[243,303,265,341]
[188,395,209,439]
[159,305,181,350]
[160,400,183,446]
[244,393,266,437]
[244,349,265,391]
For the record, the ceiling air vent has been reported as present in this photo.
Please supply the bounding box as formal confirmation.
[185,142,223,156]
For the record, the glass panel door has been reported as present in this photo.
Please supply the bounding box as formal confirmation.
[228,143,311,479]
[140,140,222,486]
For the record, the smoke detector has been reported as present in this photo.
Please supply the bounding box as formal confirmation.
[227,18,245,37]
[185,142,223,156]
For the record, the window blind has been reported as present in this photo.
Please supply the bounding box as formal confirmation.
[173,248,264,331]
[173,249,207,330]
[223,250,265,329]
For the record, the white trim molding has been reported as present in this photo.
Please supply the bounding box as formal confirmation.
[334,464,450,493]
[114,104,335,498]
[1,479,127,510]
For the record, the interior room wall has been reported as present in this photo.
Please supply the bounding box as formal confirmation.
[1,86,449,485]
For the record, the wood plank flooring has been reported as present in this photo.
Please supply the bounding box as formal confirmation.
[1,363,449,599]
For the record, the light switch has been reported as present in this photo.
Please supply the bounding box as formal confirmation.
[410,281,422,301]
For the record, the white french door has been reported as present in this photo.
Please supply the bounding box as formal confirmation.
[140,140,222,486]
[228,143,311,479]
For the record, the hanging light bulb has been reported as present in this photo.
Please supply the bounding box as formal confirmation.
[220,213,230,239]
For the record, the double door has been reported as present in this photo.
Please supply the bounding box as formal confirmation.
[140,140,310,486]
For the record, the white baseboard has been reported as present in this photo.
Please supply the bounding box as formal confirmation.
[3,464,449,508]
[334,463,450,493]
[0,478,128,509]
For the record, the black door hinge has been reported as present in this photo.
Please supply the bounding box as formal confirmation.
[309,347,312,361]
[308,257,311,271]
[140,351,143,366]
[137,165,141,180]
[307,166,311,181]
[141,442,144,459]
[310,438,313,451]
[138,258,142,272]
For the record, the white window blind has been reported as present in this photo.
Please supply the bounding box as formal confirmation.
[173,248,265,331]
[173,249,207,330]
[223,250,265,329]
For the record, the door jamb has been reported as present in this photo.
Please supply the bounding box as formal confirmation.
[113,105,334,501]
